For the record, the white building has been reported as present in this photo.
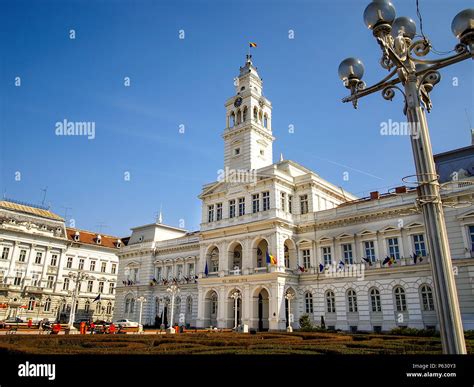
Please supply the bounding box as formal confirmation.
[0,200,121,323]
[115,55,474,332]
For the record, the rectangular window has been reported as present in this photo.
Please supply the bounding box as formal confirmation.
[1,247,9,260]
[50,254,58,266]
[342,244,353,264]
[302,249,311,269]
[364,241,376,262]
[188,263,195,276]
[288,195,293,214]
[111,263,116,274]
[63,278,69,291]
[46,276,54,289]
[87,280,93,292]
[300,195,309,214]
[14,272,22,286]
[19,249,27,262]
[280,192,286,211]
[78,259,84,270]
[262,191,270,211]
[216,203,223,221]
[67,257,73,269]
[413,234,427,256]
[98,281,104,293]
[387,238,400,259]
[109,283,115,295]
[155,267,162,280]
[101,262,107,273]
[177,264,183,279]
[35,252,42,264]
[252,194,260,213]
[322,247,332,265]
[90,261,96,271]
[470,226,474,251]
[238,197,245,216]
[208,205,214,222]
[229,200,236,218]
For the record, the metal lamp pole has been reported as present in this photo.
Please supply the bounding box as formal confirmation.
[166,284,179,333]
[338,2,473,354]
[230,290,241,330]
[285,291,295,333]
[67,271,93,330]
[137,296,146,331]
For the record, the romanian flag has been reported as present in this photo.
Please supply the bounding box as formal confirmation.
[249,42,257,48]
[266,251,277,265]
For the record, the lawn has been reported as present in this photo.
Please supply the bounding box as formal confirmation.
[0,331,473,355]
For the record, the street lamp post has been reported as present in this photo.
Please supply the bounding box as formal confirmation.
[338,1,473,354]
[137,296,146,332]
[166,284,180,333]
[67,271,94,331]
[230,290,241,330]
[285,291,295,333]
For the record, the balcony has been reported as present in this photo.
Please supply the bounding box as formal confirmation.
[24,286,44,294]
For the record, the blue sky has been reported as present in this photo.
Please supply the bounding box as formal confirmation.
[1,0,472,237]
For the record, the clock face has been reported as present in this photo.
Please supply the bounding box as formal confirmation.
[234,97,243,107]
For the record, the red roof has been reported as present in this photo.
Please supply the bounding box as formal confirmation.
[66,228,123,249]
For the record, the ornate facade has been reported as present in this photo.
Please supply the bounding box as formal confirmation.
[0,200,120,323]
[114,56,474,332]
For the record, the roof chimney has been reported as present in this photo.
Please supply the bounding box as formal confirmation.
[395,186,407,194]
[370,191,380,200]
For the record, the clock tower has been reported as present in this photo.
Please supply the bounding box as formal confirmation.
[223,55,274,172]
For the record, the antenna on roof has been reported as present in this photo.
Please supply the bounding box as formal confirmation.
[95,222,108,234]
[61,206,72,222]
[40,187,48,206]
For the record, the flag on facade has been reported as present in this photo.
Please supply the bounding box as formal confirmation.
[388,256,396,266]
[249,42,257,48]
[361,257,373,266]
[93,294,101,302]
[266,251,277,265]
[382,256,391,266]
[298,265,306,272]
[338,260,345,268]
[204,261,209,276]
[319,263,324,273]
[413,252,423,264]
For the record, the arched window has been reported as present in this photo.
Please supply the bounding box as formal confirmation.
[394,286,407,312]
[130,298,135,313]
[284,245,290,268]
[242,106,248,122]
[27,296,36,311]
[230,112,235,127]
[258,110,263,123]
[304,292,313,314]
[236,109,241,125]
[370,288,382,312]
[84,300,90,313]
[63,277,70,291]
[44,298,51,312]
[347,289,358,313]
[96,301,102,313]
[253,107,258,121]
[209,247,219,272]
[326,290,336,313]
[106,302,112,315]
[187,296,193,314]
[263,114,268,128]
[420,285,434,311]
[211,293,218,315]
[175,297,181,316]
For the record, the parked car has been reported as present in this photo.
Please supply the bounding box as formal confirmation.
[0,317,25,329]
[113,319,142,328]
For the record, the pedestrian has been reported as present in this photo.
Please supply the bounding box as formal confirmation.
[90,321,95,334]
[109,323,116,334]
[27,319,33,329]
[52,322,61,335]
[80,321,86,335]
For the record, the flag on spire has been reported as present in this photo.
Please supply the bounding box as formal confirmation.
[249,42,257,48]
